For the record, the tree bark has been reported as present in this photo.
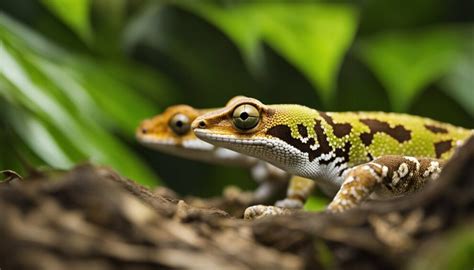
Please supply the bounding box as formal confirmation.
[0,136,472,270]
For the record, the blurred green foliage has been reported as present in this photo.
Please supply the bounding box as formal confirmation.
[408,224,474,270]
[358,27,467,111]
[0,1,473,196]
[41,0,93,43]
[182,2,359,104]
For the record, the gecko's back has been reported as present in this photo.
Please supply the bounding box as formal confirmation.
[320,111,472,167]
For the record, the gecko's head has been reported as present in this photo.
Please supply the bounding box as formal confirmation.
[136,105,215,155]
[192,96,320,174]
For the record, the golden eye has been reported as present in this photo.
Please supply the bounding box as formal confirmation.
[232,104,260,130]
[169,113,190,135]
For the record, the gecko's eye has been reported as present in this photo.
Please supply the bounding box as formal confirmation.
[169,113,191,135]
[232,104,260,130]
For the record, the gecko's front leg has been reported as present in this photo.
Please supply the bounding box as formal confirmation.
[275,176,315,208]
[249,162,291,204]
[244,177,315,219]
[328,155,444,212]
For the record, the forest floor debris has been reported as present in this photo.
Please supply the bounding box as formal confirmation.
[0,137,473,270]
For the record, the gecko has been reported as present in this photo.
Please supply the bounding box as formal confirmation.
[136,102,315,207]
[191,96,473,218]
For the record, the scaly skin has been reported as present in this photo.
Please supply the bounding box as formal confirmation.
[136,103,314,205]
[192,97,473,218]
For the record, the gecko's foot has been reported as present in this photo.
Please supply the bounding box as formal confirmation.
[244,205,295,220]
[275,198,304,209]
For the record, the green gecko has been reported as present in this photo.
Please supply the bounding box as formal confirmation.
[136,102,315,206]
[192,96,473,218]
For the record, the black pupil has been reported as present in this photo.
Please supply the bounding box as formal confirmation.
[240,112,249,120]
[176,120,183,128]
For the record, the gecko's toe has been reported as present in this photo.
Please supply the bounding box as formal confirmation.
[275,198,304,209]
[244,205,294,220]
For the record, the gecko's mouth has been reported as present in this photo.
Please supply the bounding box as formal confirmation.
[193,129,269,147]
[138,135,215,151]
[138,136,175,146]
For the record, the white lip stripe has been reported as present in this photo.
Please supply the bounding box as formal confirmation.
[182,139,215,150]
[139,137,175,145]
[139,135,215,151]
[194,129,268,146]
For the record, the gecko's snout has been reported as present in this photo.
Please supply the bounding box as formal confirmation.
[136,119,155,137]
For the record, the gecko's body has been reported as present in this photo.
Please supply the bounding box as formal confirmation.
[192,97,473,217]
[136,104,313,205]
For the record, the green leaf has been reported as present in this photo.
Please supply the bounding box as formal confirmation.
[0,13,173,135]
[0,104,46,173]
[357,27,465,112]
[41,0,92,43]
[440,28,474,117]
[6,107,75,169]
[0,32,160,187]
[70,59,161,136]
[0,12,67,59]
[182,2,359,105]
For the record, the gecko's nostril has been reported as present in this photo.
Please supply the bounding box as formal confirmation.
[198,120,207,128]
[141,128,148,134]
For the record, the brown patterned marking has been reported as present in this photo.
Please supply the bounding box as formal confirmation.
[424,124,448,134]
[338,167,350,177]
[267,125,317,161]
[370,156,445,194]
[319,112,352,138]
[367,152,374,161]
[334,141,351,167]
[389,158,418,192]
[297,124,308,138]
[401,159,420,192]
[319,156,336,165]
[360,133,373,146]
[334,142,353,176]
[359,119,412,146]
[266,120,333,162]
[313,120,334,157]
[434,140,452,158]
[320,141,351,165]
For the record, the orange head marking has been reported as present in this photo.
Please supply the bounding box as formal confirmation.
[192,96,274,137]
[137,105,214,151]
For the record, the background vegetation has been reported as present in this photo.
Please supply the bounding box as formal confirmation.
[0,0,472,197]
